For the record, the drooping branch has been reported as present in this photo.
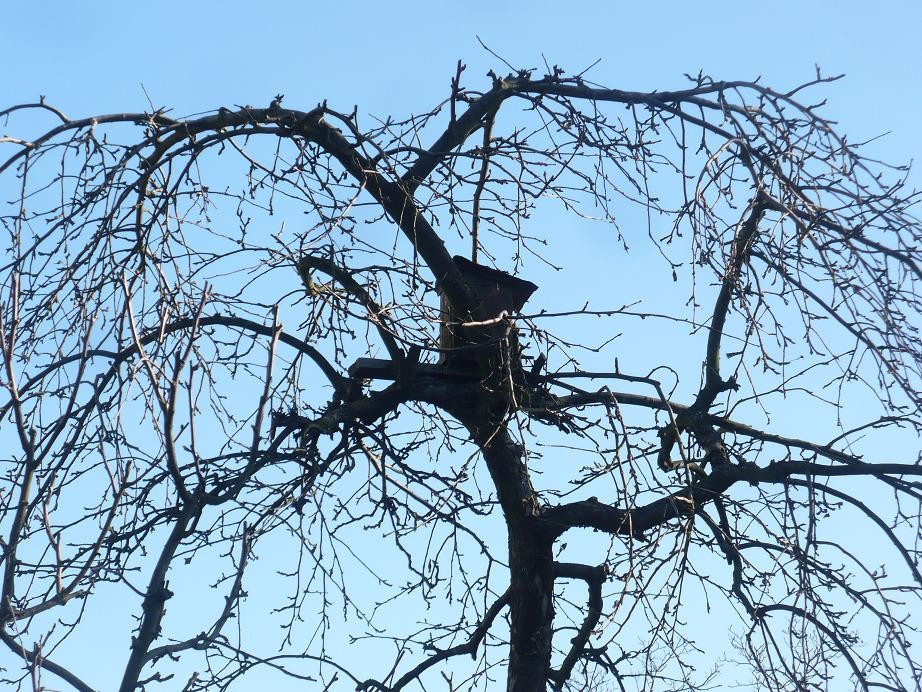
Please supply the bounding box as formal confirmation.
[753,604,869,690]
[0,313,348,418]
[1,104,477,316]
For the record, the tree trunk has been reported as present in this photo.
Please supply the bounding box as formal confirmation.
[454,325,557,690]
[506,521,554,691]
[475,431,555,692]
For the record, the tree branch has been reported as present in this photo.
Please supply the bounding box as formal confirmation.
[0,629,96,692]
[296,253,403,363]
[549,562,606,690]
[364,588,511,692]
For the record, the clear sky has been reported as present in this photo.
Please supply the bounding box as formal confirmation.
[3,1,921,689]
[4,1,921,172]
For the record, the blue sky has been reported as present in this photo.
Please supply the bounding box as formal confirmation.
[3,1,922,689]
[5,1,921,171]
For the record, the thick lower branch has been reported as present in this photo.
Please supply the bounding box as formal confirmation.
[549,563,606,690]
[544,459,922,542]
[541,384,913,474]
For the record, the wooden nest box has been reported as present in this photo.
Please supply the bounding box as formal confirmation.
[439,256,538,366]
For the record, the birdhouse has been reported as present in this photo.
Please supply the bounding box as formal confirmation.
[439,256,538,366]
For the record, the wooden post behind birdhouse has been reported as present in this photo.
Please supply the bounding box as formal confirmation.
[439,256,538,367]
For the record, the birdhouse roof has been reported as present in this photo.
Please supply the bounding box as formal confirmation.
[449,255,538,308]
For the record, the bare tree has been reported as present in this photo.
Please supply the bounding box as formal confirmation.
[1,62,920,692]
